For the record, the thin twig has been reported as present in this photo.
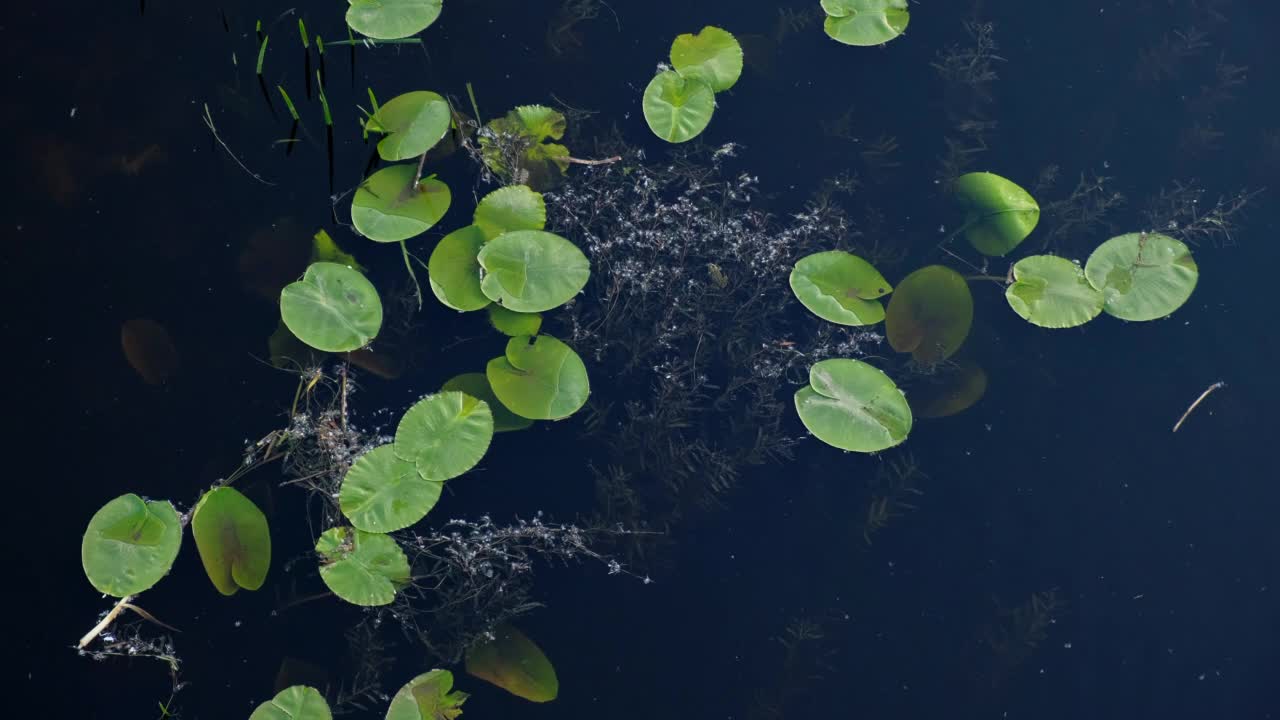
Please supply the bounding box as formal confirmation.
[1172,380,1225,432]
[202,103,275,185]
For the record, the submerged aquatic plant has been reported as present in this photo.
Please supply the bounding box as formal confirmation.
[540,141,882,559]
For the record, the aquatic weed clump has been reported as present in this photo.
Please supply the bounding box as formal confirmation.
[544,142,882,548]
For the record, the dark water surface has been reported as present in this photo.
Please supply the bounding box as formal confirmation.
[12,1,1280,718]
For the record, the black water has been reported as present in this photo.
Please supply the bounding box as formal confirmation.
[13,1,1280,718]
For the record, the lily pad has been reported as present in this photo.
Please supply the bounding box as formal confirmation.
[950,172,1040,257]
[394,391,494,482]
[441,373,533,432]
[789,250,892,326]
[477,230,591,313]
[821,0,910,46]
[280,262,383,353]
[794,358,912,452]
[670,26,743,92]
[486,335,589,420]
[311,229,365,271]
[351,165,452,243]
[249,686,332,720]
[643,70,716,144]
[488,304,542,337]
[1084,232,1198,321]
[1006,255,1104,328]
[340,445,442,532]
[346,0,442,41]
[465,624,559,703]
[190,487,271,595]
[385,670,468,720]
[885,265,973,365]
[911,360,988,419]
[82,494,183,597]
[474,185,547,241]
[316,527,410,607]
[428,225,490,312]
[366,91,452,162]
[479,106,571,190]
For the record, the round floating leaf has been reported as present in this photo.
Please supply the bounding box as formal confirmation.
[316,527,410,607]
[1005,255,1104,328]
[429,225,490,312]
[794,358,912,453]
[885,265,973,365]
[249,685,332,720]
[950,172,1040,257]
[191,487,271,595]
[670,26,743,92]
[280,262,383,353]
[346,0,442,41]
[340,445,442,532]
[488,304,542,337]
[474,185,547,241]
[367,91,452,162]
[821,0,910,46]
[789,250,892,326]
[395,391,494,482]
[1085,232,1198,322]
[465,624,559,703]
[477,230,591,312]
[442,373,533,432]
[911,360,988,419]
[351,165,452,243]
[82,494,183,597]
[386,670,469,720]
[486,335,589,421]
[643,70,716,144]
[478,106,571,191]
[120,317,179,385]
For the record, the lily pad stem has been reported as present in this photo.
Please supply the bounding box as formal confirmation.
[965,274,1007,285]
[400,241,423,309]
[78,597,179,649]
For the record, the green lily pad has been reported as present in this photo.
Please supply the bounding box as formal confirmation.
[316,527,410,607]
[428,225,490,312]
[1006,255,1104,328]
[670,26,743,92]
[821,0,910,46]
[366,91,452,162]
[474,185,547,241]
[486,335,589,421]
[794,358,912,452]
[1084,232,1198,321]
[340,445,442,532]
[346,0,442,41]
[885,265,973,365]
[249,686,332,720]
[351,165,452,243]
[441,373,533,432]
[311,229,365,271]
[643,70,716,144]
[190,487,271,595]
[950,172,1040,257]
[789,250,892,326]
[394,391,494,482]
[479,106,571,190]
[82,494,183,597]
[488,304,542,337]
[280,262,383,353]
[465,624,559,703]
[385,670,468,720]
[477,230,591,312]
